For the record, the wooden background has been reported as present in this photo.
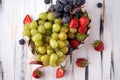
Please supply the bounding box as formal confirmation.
[0,0,120,80]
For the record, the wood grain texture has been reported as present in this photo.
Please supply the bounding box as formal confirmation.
[0,0,120,80]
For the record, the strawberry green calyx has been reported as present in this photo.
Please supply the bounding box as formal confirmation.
[93,40,100,47]
[81,60,88,67]
[60,65,65,72]
[76,33,87,42]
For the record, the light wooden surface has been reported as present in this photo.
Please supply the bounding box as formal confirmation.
[0,0,120,80]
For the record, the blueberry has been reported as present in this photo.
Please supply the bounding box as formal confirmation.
[74,0,86,6]
[49,5,55,11]
[64,5,72,12]
[54,11,61,18]
[19,39,25,45]
[97,3,102,8]
[44,0,50,4]
[54,3,64,11]
[63,12,70,17]
[62,16,70,24]
[61,0,68,5]
[56,0,61,5]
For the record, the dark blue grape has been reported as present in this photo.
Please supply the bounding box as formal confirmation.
[62,16,70,24]
[54,11,61,18]
[74,0,86,6]
[61,0,68,5]
[44,0,50,4]
[63,12,70,17]
[56,0,61,5]
[19,39,25,45]
[74,10,84,18]
[54,3,64,11]
[49,5,55,11]
[64,5,72,12]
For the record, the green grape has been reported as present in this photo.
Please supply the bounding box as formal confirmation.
[58,32,67,40]
[41,55,49,66]
[63,24,69,27]
[35,41,43,47]
[44,36,50,43]
[39,12,47,21]
[64,40,69,46]
[35,55,41,61]
[56,55,66,66]
[38,20,45,25]
[69,28,77,33]
[56,51,64,57]
[52,23,61,32]
[32,33,42,41]
[54,18,61,24]
[31,29,38,36]
[30,21,38,29]
[50,54,58,63]
[44,22,52,29]
[51,33,59,40]
[61,26,69,33]
[50,62,57,67]
[61,47,69,54]
[68,32,75,39]
[58,40,65,48]
[38,25,46,34]
[47,48,54,55]
[24,24,30,30]
[38,46,46,54]
[47,12,54,21]
[50,39,58,48]
[23,30,31,37]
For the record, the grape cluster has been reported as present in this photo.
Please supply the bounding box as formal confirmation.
[49,0,85,24]
[23,12,70,67]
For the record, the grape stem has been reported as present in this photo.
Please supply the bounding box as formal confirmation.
[70,5,85,15]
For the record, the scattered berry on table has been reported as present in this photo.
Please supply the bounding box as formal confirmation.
[32,69,42,79]
[19,39,25,45]
[44,0,50,4]
[76,58,88,67]
[97,3,102,8]
[93,40,104,51]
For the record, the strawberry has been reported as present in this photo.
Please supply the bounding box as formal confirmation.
[79,16,89,27]
[23,14,32,24]
[76,58,88,67]
[78,26,87,34]
[70,18,79,28]
[32,69,42,79]
[93,40,104,51]
[56,66,65,78]
[70,39,80,49]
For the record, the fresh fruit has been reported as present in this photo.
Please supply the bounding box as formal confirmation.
[70,39,79,49]
[44,0,50,4]
[76,33,87,42]
[70,18,79,28]
[79,16,89,27]
[56,66,65,78]
[74,0,86,6]
[54,18,62,24]
[50,54,58,66]
[19,39,25,45]
[58,32,67,40]
[54,11,61,19]
[78,26,87,34]
[44,22,52,29]
[32,69,42,79]
[38,46,46,54]
[23,30,31,37]
[41,55,49,66]
[64,5,72,12]
[47,12,54,21]
[38,25,46,34]
[69,28,77,33]
[36,55,41,61]
[93,40,104,51]
[32,33,42,41]
[97,3,102,8]
[53,23,61,32]
[49,5,55,12]
[23,14,32,24]
[51,33,59,40]
[31,29,38,36]
[30,21,38,29]
[39,12,47,21]
[62,16,70,24]
[50,39,58,48]
[76,58,88,67]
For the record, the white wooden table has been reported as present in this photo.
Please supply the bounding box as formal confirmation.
[0,0,120,80]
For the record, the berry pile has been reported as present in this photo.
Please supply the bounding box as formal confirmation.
[49,0,86,24]
[22,0,91,67]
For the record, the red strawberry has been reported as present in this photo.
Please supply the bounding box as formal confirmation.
[70,18,79,28]
[70,39,80,49]
[78,26,87,34]
[56,66,65,78]
[32,69,42,79]
[79,16,89,27]
[93,40,104,51]
[76,58,88,67]
[23,14,32,24]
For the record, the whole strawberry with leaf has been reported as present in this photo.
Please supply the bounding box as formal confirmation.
[32,69,42,79]
[93,40,104,51]
[56,66,65,78]
[76,58,88,67]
